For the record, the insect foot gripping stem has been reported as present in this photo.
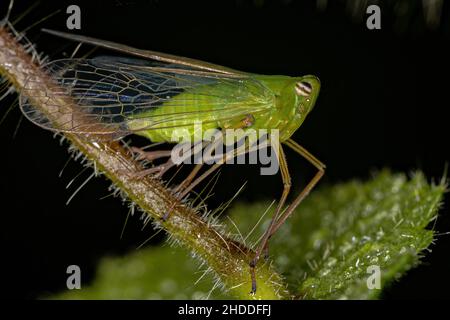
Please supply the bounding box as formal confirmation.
[249,256,258,294]
[248,236,274,294]
[162,203,177,221]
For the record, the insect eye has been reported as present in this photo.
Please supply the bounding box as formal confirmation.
[295,81,313,97]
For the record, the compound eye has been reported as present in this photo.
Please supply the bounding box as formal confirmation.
[295,81,312,97]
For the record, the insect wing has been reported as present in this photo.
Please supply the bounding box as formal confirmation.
[19,56,274,135]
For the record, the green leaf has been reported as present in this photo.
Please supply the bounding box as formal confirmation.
[227,170,445,299]
[51,246,233,300]
[51,171,445,299]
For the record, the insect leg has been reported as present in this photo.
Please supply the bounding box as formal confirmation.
[161,162,222,221]
[131,141,203,178]
[161,137,224,220]
[172,136,225,195]
[131,158,175,178]
[172,163,204,195]
[174,128,257,201]
[162,130,253,220]
[249,143,291,294]
[127,147,173,178]
[268,138,325,238]
[171,141,213,195]
[131,147,172,161]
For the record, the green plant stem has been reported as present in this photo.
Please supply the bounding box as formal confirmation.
[0,25,288,299]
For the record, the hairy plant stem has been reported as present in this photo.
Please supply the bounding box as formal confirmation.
[0,25,289,299]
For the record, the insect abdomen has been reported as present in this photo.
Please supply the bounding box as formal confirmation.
[128,91,222,143]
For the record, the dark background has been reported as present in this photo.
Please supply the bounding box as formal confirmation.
[0,0,449,299]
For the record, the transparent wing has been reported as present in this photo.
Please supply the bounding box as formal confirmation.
[19,56,274,136]
[41,29,241,75]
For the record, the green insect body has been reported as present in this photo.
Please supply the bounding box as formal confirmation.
[20,29,321,144]
[127,75,320,143]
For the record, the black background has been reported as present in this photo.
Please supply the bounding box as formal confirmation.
[0,0,449,299]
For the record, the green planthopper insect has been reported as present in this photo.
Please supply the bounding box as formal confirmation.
[19,29,325,294]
